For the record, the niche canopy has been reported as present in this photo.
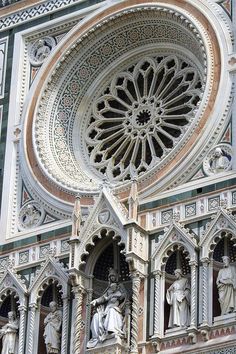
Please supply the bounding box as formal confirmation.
[29,3,218,197]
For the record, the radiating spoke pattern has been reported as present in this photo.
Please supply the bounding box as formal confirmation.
[85,55,203,181]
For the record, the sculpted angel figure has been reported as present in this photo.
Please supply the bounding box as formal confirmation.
[0,311,18,354]
[87,268,127,348]
[216,256,236,315]
[43,301,62,354]
[166,269,191,328]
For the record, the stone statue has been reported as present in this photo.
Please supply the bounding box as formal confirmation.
[43,301,62,354]
[87,268,127,348]
[166,269,191,328]
[210,147,230,173]
[21,204,41,228]
[216,256,236,315]
[0,311,18,354]
[35,39,51,62]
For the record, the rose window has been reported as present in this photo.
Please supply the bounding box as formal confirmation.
[85,55,203,182]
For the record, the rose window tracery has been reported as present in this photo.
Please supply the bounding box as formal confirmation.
[85,55,203,181]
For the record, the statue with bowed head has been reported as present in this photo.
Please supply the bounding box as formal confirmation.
[216,256,236,315]
[87,268,127,348]
[166,269,191,328]
[0,311,18,354]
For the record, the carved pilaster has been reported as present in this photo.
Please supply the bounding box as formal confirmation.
[18,305,27,354]
[61,296,69,354]
[189,261,198,328]
[201,258,210,325]
[130,272,141,354]
[72,285,84,354]
[153,271,162,336]
[27,303,37,354]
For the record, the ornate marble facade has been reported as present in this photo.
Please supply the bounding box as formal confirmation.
[0,0,235,353]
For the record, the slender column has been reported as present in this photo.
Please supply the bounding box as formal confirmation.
[153,271,162,336]
[61,296,69,354]
[18,304,27,354]
[72,285,84,354]
[130,272,141,354]
[189,261,198,328]
[27,303,37,354]
[85,289,93,345]
[201,258,210,325]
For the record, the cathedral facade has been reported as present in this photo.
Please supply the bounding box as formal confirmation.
[0,0,235,353]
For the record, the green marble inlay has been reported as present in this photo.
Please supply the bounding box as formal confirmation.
[0,225,71,252]
[140,178,236,212]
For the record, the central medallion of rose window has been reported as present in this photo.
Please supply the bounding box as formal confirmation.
[85,55,203,182]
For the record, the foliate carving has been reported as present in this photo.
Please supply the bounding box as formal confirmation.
[85,55,203,182]
[18,202,45,230]
[29,37,56,66]
[203,144,232,176]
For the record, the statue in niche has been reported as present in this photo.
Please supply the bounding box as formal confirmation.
[166,269,191,328]
[87,268,127,348]
[210,147,230,174]
[0,311,19,354]
[216,255,236,315]
[43,301,62,354]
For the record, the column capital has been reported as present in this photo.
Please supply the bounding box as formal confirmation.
[201,257,210,265]
[18,304,27,312]
[153,270,162,277]
[29,303,38,310]
[189,260,198,267]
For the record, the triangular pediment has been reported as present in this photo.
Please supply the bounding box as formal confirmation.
[79,186,128,244]
[29,256,68,303]
[199,208,236,259]
[151,222,197,271]
[199,208,236,247]
[0,268,27,305]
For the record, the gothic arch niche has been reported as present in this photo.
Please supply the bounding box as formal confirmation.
[37,281,63,354]
[26,257,69,354]
[164,249,191,332]
[0,293,19,354]
[83,233,131,351]
[212,232,236,319]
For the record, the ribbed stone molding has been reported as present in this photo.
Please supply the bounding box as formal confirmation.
[27,304,37,354]
[18,305,27,354]
[130,272,141,354]
[189,261,198,328]
[72,285,84,354]
[201,258,210,325]
[61,296,69,354]
[85,289,93,346]
[153,270,163,336]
